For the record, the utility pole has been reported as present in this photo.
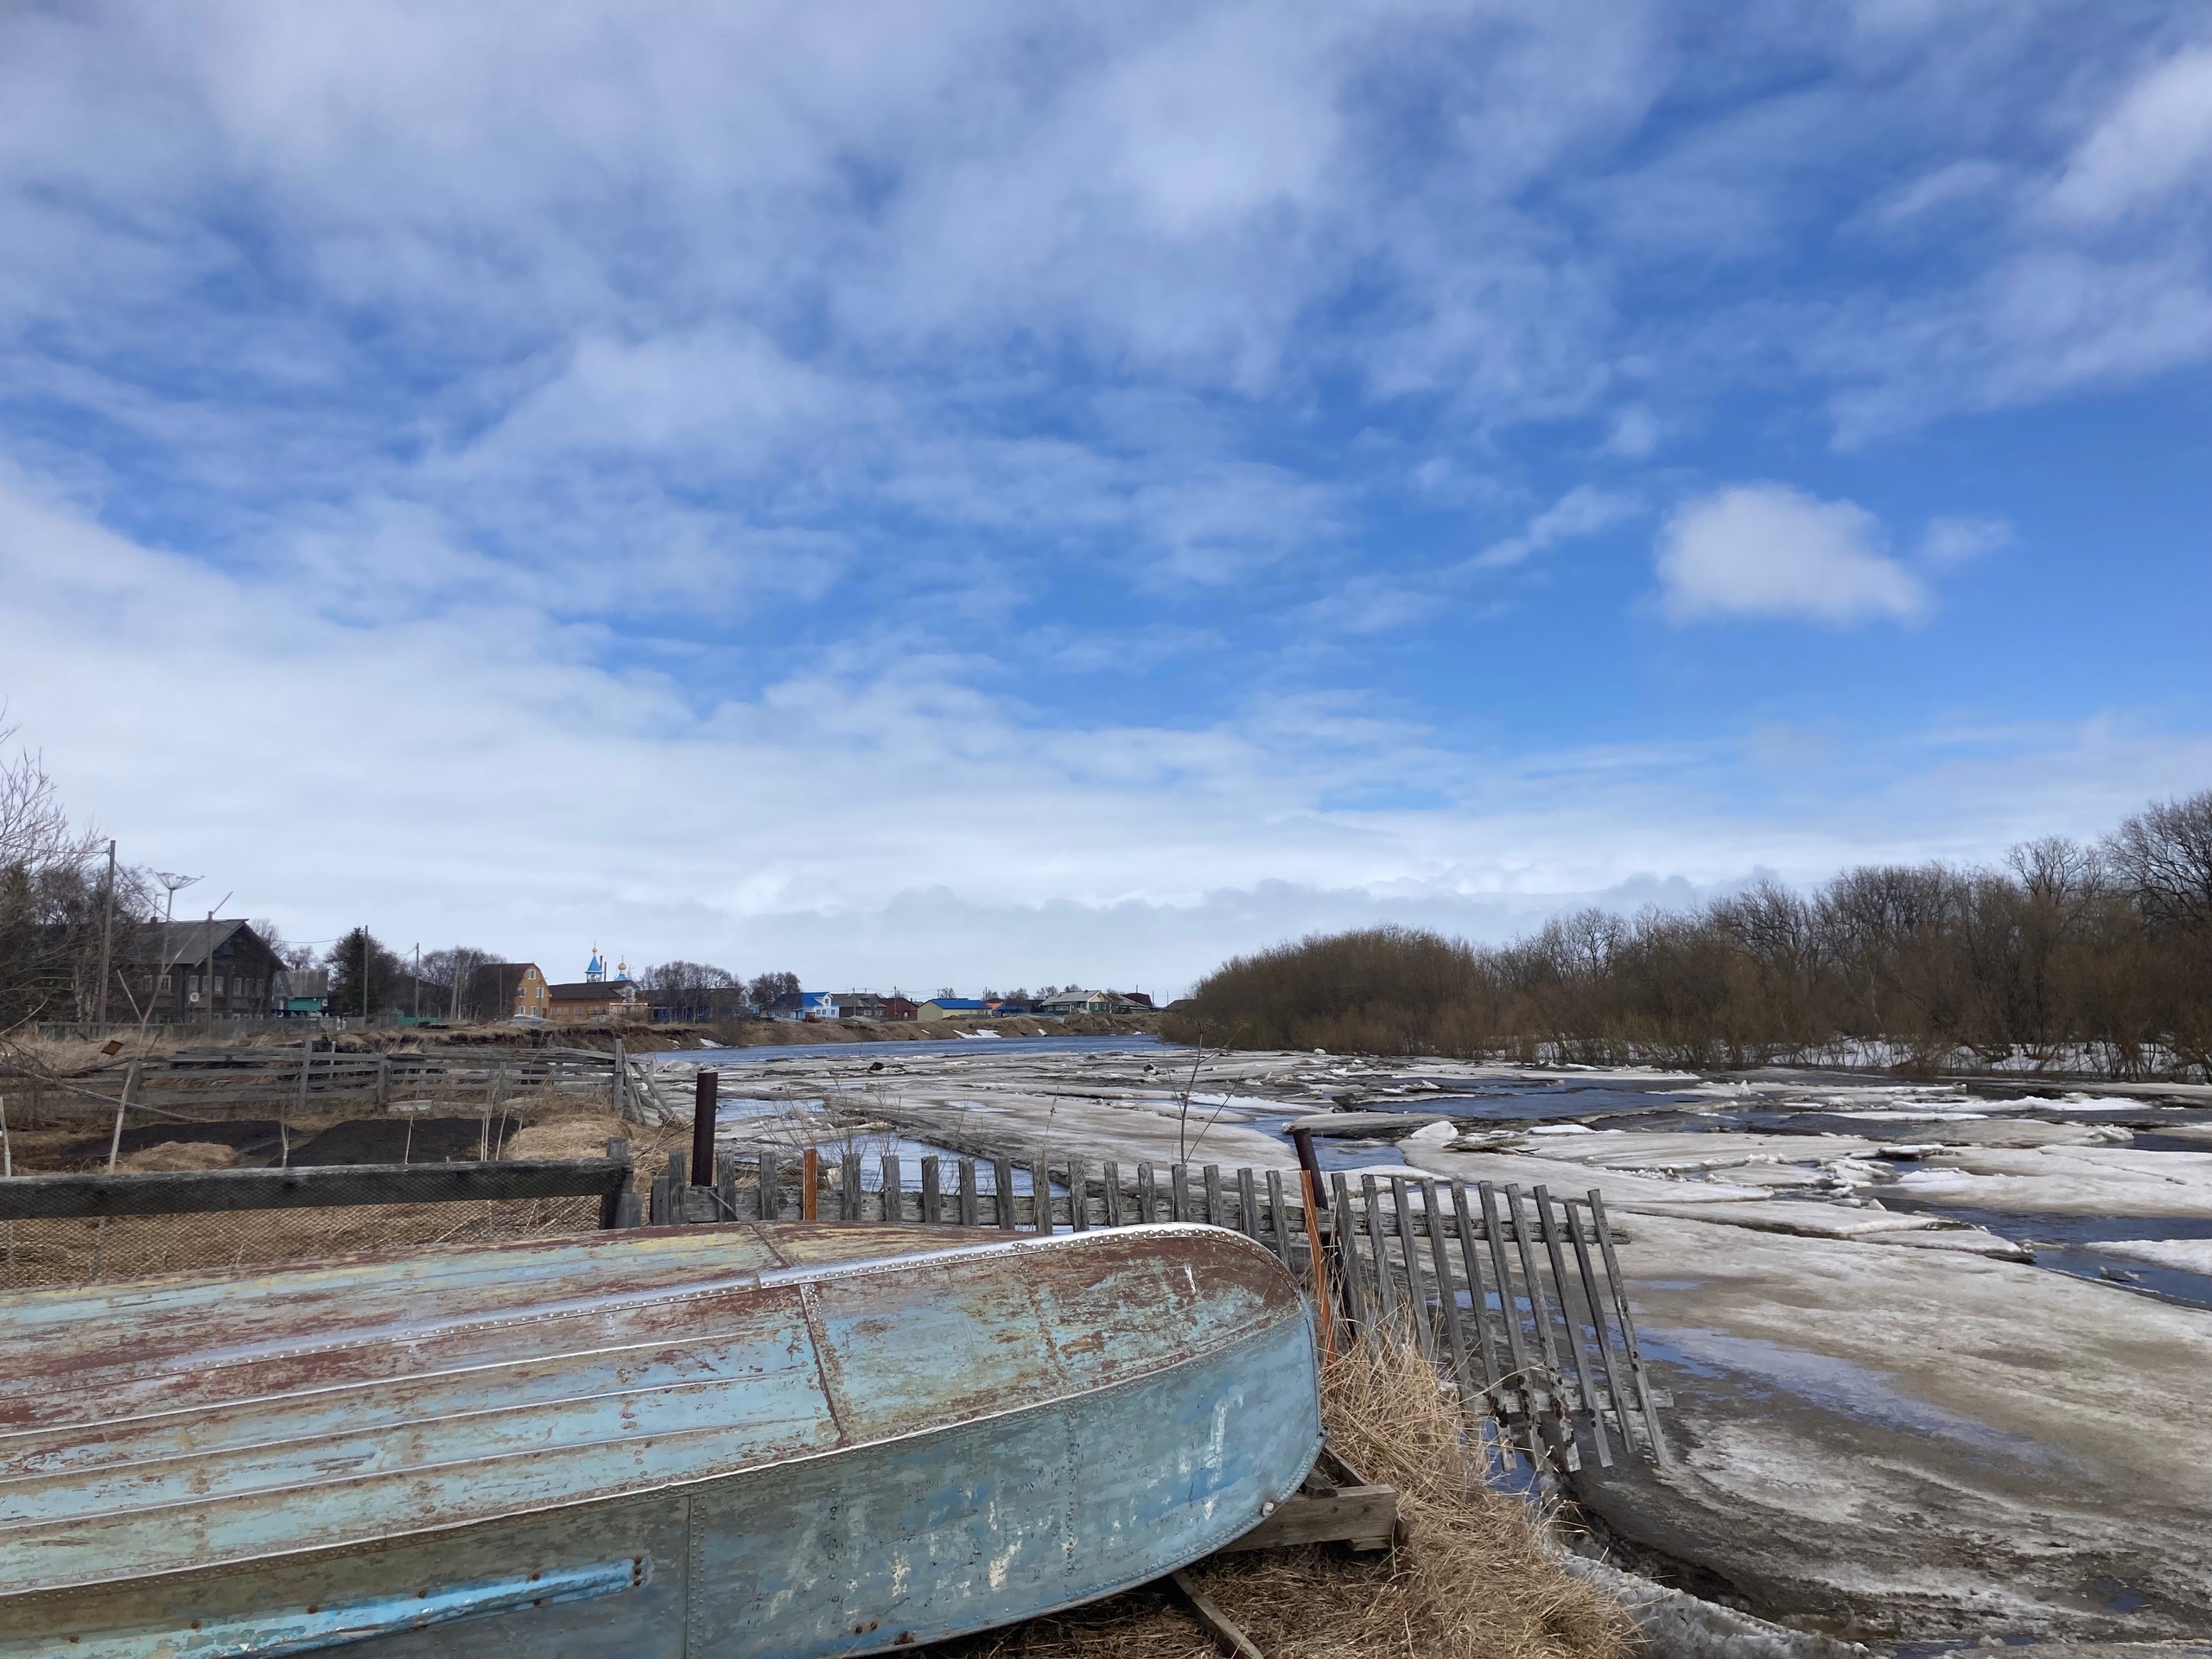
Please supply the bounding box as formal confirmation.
[413,944,421,1023]
[362,930,371,1023]
[202,909,216,1039]
[93,840,117,1027]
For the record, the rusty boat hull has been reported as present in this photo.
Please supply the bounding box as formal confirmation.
[0,1222,1321,1658]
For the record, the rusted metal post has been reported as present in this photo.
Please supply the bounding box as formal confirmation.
[1290,1128,1327,1210]
[1300,1169,1336,1366]
[801,1148,818,1221]
[690,1071,718,1186]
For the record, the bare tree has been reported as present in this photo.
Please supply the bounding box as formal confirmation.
[2107,791,2212,935]
[0,721,117,1031]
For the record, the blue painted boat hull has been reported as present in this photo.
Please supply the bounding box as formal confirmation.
[0,1223,1321,1657]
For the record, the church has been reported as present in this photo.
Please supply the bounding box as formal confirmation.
[544,950,645,1024]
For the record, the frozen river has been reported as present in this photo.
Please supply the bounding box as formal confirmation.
[643,1039,2212,1643]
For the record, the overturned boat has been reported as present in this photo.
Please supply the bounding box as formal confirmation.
[0,1221,1321,1657]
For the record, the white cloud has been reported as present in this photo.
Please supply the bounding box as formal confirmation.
[8,468,2198,991]
[1656,484,1929,625]
[1917,514,2011,569]
[1873,159,2005,226]
[2044,46,2212,227]
[1474,485,1638,569]
[1602,406,1661,458]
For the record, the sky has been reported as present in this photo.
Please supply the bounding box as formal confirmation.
[2,1,2209,997]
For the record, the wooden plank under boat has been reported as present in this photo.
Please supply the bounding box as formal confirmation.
[0,1221,1322,1658]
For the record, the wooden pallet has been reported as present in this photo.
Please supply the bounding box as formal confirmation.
[1217,1448,1398,1555]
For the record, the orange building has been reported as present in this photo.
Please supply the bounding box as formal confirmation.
[544,952,646,1023]
[466,963,549,1022]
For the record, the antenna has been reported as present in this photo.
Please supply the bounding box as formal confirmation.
[152,871,201,938]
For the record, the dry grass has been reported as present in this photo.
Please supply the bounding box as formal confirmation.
[505,1110,648,1162]
[1,1196,613,1288]
[120,1141,241,1171]
[931,1334,1630,1659]
[0,1090,676,1289]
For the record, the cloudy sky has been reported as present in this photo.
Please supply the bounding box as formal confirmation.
[3,2,2208,995]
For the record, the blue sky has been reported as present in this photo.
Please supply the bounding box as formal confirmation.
[2,2,2208,994]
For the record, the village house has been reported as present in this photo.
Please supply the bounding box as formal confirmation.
[469,963,549,1021]
[271,966,329,1017]
[916,996,990,1021]
[1035,988,1152,1016]
[111,919,284,1022]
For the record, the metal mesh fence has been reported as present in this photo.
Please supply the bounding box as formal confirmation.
[0,1193,611,1291]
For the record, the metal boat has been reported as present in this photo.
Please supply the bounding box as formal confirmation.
[0,1221,1320,1657]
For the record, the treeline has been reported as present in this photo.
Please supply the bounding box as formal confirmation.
[1163,791,2212,1079]
[0,731,142,1032]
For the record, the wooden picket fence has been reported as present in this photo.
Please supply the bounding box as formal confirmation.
[650,1144,1669,1471]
